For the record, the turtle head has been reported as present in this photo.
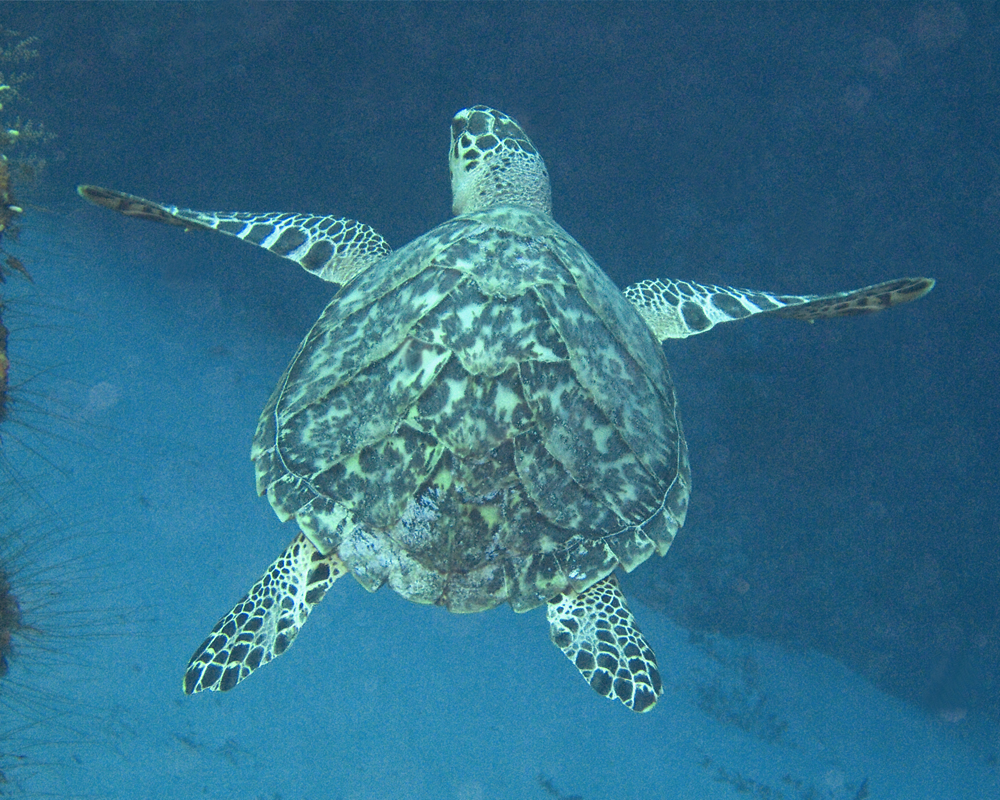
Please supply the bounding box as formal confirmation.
[449,106,552,217]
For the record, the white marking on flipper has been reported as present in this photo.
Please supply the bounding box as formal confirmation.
[77,184,391,285]
[183,532,346,694]
[624,276,935,341]
[547,573,661,712]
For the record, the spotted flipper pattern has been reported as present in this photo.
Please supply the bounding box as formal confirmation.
[547,574,661,713]
[77,184,391,286]
[183,532,346,694]
[624,276,935,341]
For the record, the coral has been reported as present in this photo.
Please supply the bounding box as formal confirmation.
[0,26,47,428]
[0,26,73,795]
[0,27,54,259]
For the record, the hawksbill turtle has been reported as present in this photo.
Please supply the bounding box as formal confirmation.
[78,106,933,712]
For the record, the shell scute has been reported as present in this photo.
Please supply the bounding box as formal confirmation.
[411,280,569,376]
[532,278,683,498]
[269,338,449,488]
[408,357,533,456]
[254,207,689,612]
[310,425,444,530]
[280,264,462,416]
[517,358,664,525]
[512,427,622,534]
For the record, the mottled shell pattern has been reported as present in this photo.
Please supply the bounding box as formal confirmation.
[251,107,691,614]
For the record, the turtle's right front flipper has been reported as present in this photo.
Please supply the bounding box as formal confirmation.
[623,276,935,341]
[77,185,391,285]
[183,532,347,694]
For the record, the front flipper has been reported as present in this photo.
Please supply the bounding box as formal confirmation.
[624,276,935,341]
[547,574,662,713]
[77,184,391,285]
[183,532,347,694]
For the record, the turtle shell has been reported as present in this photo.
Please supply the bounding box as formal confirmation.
[252,205,690,613]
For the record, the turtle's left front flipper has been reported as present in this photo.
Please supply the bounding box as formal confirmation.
[547,574,662,713]
[624,276,935,341]
[77,184,391,285]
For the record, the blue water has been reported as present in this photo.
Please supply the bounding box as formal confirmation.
[2,3,998,798]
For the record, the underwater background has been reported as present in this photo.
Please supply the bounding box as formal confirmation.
[1,2,998,798]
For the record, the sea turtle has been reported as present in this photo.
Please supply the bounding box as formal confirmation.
[78,106,933,712]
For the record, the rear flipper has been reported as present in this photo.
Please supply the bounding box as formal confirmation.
[547,574,662,713]
[183,532,347,694]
